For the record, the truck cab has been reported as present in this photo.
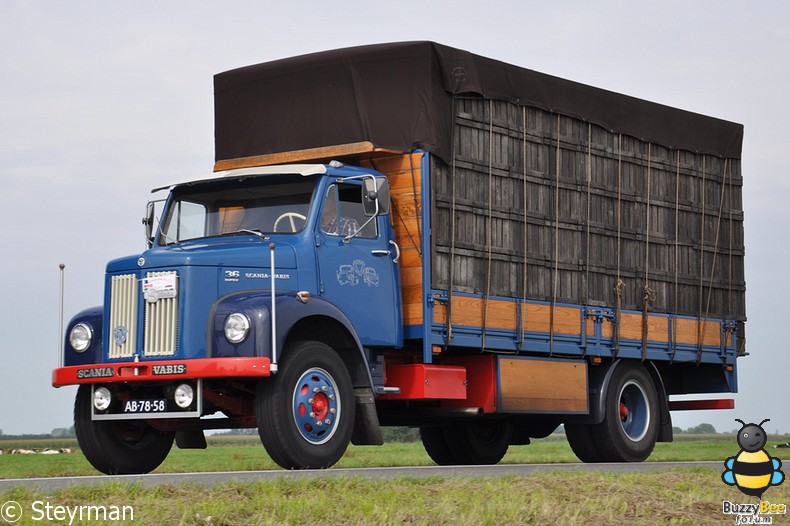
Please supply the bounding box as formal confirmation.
[55,162,401,473]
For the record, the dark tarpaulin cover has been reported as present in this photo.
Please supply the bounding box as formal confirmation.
[214,41,743,164]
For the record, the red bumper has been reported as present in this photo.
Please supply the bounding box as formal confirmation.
[52,357,272,387]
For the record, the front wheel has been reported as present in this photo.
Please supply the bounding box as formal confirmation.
[74,385,174,475]
[256,341,355,469]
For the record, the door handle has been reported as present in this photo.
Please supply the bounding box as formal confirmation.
[389,240,400,263]
[371,241,400,263]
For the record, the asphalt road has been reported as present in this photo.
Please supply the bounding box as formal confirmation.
[0,461,722,492]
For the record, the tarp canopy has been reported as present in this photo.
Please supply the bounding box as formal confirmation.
[214,41,743,164]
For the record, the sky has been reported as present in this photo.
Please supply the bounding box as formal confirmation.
[1,1,788,437]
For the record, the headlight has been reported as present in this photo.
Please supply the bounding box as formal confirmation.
[174,383,194,408]
[224,313,250,344]
[69,323,93,353]
[93,387,112,411]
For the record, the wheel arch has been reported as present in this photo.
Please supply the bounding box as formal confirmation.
[279,299,382,446]
[284,313,371,390]
[567,358,669,435]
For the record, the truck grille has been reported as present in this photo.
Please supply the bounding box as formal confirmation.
[107,271,178,358]
[143,271,179,356]
[109,274,138,359]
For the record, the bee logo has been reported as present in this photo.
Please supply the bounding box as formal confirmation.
[722,418,784,498]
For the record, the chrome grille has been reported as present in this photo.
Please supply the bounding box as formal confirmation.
[143,271,179,356]
[108,274,138,359]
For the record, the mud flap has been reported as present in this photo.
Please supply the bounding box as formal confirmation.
[351,387,383,445]
[176,430,207,449]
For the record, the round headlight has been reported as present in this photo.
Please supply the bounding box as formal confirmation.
[174,383,194,409]
[69,323,93,353]
[93,387,112,411]
[224,313,250,344]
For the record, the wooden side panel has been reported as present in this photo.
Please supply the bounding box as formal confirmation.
[432,296,585,335]
[499,357,588,412]
[521,303,581,335]
[619,313,669,342]
[361,153,425,327]
[433,295,517,330]
[674,318,722,347]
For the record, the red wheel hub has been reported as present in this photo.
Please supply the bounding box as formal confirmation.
[312,393,329,420]
[619,402,629,422]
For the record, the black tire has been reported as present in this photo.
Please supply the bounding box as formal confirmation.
[256,340,355,469]
[565,423,606,463]
[419,426,460,465]
[591,362,659,462]
[445,420,513,465]
[74,385,174,475]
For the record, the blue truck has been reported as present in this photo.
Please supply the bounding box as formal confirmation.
[53,42,745,473]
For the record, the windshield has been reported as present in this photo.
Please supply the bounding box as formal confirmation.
[158,175,316,244]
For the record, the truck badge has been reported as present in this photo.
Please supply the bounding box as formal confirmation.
[113,326,128,346]
[142,273,178,303]
[137,257,145,267]
[76,367,114,379]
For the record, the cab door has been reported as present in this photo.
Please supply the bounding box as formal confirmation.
[316,180,402,347]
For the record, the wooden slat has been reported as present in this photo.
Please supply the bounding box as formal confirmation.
[674,318,722,347]
[521,303,581,335]
[619,313,669,342]
[213,142,402,171]
[433,296,517,330]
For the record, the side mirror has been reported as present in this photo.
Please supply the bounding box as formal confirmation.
[362,177,390,217]
[143,199,165,248]
[143,201,156,248]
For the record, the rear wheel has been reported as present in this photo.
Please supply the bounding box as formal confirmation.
[419,426,459,465]
[74,385,174,475]
[420,420,512,465]
[447,420,512,465]
[256,341,354,469]
[591,362,659,462]
[565,423,606,463]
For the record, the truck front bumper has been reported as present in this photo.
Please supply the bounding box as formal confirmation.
[52,357,272,387]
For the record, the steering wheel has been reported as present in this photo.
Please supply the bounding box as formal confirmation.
[273,212,307,233]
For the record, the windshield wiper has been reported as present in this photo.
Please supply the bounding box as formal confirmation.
[219,228,270,240]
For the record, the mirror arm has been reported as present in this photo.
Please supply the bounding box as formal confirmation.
[343,196,379,243]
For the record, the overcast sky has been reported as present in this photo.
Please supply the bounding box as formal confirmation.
[1,1,787,437]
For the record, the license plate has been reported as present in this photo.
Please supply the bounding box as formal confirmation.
[122,399,167,414]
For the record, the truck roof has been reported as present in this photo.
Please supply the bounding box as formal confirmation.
[152,163,378,193]
[215,41,743,164]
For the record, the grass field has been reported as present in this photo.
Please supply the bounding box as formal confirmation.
[2,435,788,525]
[3,434,785,479]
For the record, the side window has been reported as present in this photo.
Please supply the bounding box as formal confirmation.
[320,184,377,238]
[162,200,207,242]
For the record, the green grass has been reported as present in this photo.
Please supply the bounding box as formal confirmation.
[2,434,787,479]
[3,436,789,525]
[3,470,789,525]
